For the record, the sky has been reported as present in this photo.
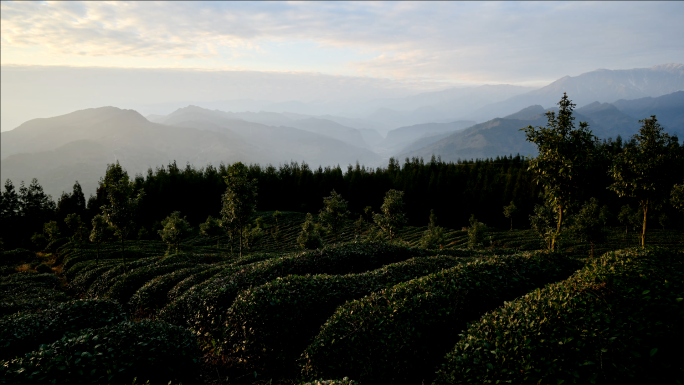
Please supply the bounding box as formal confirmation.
[2,1,683,131]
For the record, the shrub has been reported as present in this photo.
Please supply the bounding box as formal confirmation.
[0,287,72,317]
[301,252,582,384]
[434,248,684,384]
[1,249,37,266]
[224,255,468,373]
[168,242,430,333]
[0,300,126,359]
[67,261,121,296]
[0,272,60,290]
[1,320,200,384]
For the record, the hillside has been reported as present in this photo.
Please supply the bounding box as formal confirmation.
[0,107,382,198]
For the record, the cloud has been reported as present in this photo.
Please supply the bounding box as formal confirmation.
[1,1,683,84]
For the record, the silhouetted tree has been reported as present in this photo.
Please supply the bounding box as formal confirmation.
[64,213,87,243]
[374,189,408,243]
[522,93,597,250]
[158,212,191,254]
[297,213,323,250]
[100,162,145,270]
[221,162,258,257]
[609,116,679,247]
[503,201,518,231]
[419,209,445,249]
[467,214,486,249]
[200,215,223,249]
[319,190,350,244]
[90,214,108,265]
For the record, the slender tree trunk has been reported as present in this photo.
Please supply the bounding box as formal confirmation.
[510,218,513,231]
[96,243,100,266]
[641,199,648,248]
[552,203,563,251]
[590,241,595,259]
[239,227,243,257]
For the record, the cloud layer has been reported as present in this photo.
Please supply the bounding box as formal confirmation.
[2,1,683,84]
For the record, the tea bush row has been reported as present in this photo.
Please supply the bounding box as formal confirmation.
[223,255,469,372]
[128,266,210,316]
[434,248,684,384]
[0,299,126,359]
[103,262,199,306]
[301,252,583,384]
[1,320,201,384]
[162,242,430,332]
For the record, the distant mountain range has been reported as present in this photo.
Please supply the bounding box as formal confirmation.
[1,64,682,199]
[399,91,683,162]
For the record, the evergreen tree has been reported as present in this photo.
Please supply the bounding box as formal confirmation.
[374,189,408,243]
[158,212,191,254]
[0,180,21,220]
[221,162,258,257]
[100,162,145,270]
[318,190,350,244]
[522,93,597,251]
[419,209,445,249]
[502,201,518,231]
[200,215,223,249]
[609,116,679,247]
[297,213,323,250]
[90,214,108,265]
[19,179,56,224]
[57,181,86,221]
[569,198,609,258]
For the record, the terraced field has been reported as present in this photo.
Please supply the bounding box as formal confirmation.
[1,215,682,384]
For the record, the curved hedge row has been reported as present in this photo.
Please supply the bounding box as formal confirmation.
[68,262,121,296]
[1,320,201,384]
[0,272,61,290]
[163,242,431,332]
[128,266,209,316]
[0,248,37,267]
[64,259,119,284]
[301,252,583,384]
[434,248,684,384]
[0,299,126,360]
[85,257,159,299]
[103,262,198,306]
[224,255,468,372]
[303,379,359,385]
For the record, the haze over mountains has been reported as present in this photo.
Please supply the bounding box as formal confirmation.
[2,64,683,198]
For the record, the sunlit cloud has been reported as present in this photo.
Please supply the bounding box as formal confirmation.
[2,1,682,84]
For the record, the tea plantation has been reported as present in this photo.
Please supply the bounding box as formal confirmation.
[1,213,682,384]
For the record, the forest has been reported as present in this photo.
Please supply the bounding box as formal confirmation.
[1,95,683,384]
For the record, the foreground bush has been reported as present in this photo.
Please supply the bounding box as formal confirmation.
[164,242,430,332]
[434,248,684,384]
[0,300,126,359]
[1,320,200,384]
[224,255,469,372]
[301,252,582,384]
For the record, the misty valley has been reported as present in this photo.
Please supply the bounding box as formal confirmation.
[1,65,684,385]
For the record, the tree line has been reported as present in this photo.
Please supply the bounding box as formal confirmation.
[1,93,682,252]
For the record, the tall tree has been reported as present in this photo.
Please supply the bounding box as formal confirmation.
[609,116,679,247]
[19,179,56,223]
[374,189,408,243]
[100,162,144,270]
[221,162,258,257]
[57,181,86,222]
[64,213,87,244]
[419,209,445,249]
[522,93,597,251]
[502,201,518,231]
[672,182,684,213]
[318,190,350,244]
[158,212,192,254]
